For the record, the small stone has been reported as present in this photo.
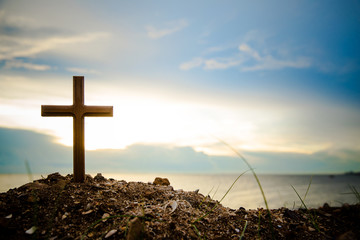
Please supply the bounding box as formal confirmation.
[145,190,154,197]
[105,229,117,238]
[126,217,143,240]
[153,177,170,186]
[102,213,110,222]
[27,194,39,203]
[337,231,357,240]
[47,172,63,181]
[94,173,106,182]
[5,214,12,219]
[342,203,350,208]
[308,227,315,232]
[322,203,330,209]
[25,226,37,235]
[24,182,47,191]
[85,203,92,210]
[82,210,93,215]
[54,179,67,190]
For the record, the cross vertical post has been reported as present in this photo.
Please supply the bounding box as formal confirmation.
[41,76,113,182]
[73,78,85,183]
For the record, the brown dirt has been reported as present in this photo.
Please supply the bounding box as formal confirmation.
[0,172,359,239]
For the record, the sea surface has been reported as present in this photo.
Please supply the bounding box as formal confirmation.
[1,173,359,210]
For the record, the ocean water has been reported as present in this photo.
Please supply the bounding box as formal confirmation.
[1,173,359,210]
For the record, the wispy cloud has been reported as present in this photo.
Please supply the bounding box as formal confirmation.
[204,58,242,70]
[179,57,203,70]
[66,67,100,75]
[180,56,243,71]
[179,42,311,72]
[238,43,311,71]
[0,32,110,61]
[4,59,51,71]
[146,19,188,39]
[0,10,111,62]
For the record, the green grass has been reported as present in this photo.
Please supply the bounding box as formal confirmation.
[215,138,275,238]
[191,170,249,239]
[303,175,312,203]
[25,159,34,182]
[193,170,249,224]
[291,183,320,232]
[348,185,360,204]
[239,220,248,240]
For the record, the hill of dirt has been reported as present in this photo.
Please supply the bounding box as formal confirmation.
[0,172,359,239]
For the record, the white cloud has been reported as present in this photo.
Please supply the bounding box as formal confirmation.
[180,56,243,71]
[238,43,311,71]
[0,32,110,61]
[179,57,203,70]
[4,59,51,71]
[204,58,242,70]
[180,31,312,72]
[146,19,188,39]
[66,67,101,75]
[238,43,261,60]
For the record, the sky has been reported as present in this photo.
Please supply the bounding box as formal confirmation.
[0,0,359,175]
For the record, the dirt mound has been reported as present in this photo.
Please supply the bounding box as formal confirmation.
[0,172,359,239]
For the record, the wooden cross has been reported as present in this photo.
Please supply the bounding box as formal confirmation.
[41,76,113,182]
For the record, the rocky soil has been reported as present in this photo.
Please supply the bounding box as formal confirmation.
[0,172,359,239]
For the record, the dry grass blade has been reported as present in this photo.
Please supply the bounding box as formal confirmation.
[214,137,275,238]
[291,185,320,232]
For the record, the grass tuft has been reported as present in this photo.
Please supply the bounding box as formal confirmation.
[239,220,248,240]
[348,185,360,203]
[291,184,320,232]
[215,138,275,238]
[193,170,248,224]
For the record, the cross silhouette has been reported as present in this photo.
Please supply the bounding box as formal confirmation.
[41,76,113,182]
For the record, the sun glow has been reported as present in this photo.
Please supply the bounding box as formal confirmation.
[0,77,334,157]
[40,94,326,156]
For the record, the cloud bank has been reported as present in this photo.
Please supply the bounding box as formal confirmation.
[1,128,358,174]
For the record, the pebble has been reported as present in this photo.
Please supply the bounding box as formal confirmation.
[82,210,93,215]
[94,173,106,182]
[102,213,110,222]
[105,229,117,238]
[62,212,69,220]
[5,214,12,219]
[153,177,170,186]
[25,226,37,235]
[85,203,92,210]
[127,217,143,240]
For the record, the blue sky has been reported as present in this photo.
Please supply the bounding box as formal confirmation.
[0,0,359,174]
